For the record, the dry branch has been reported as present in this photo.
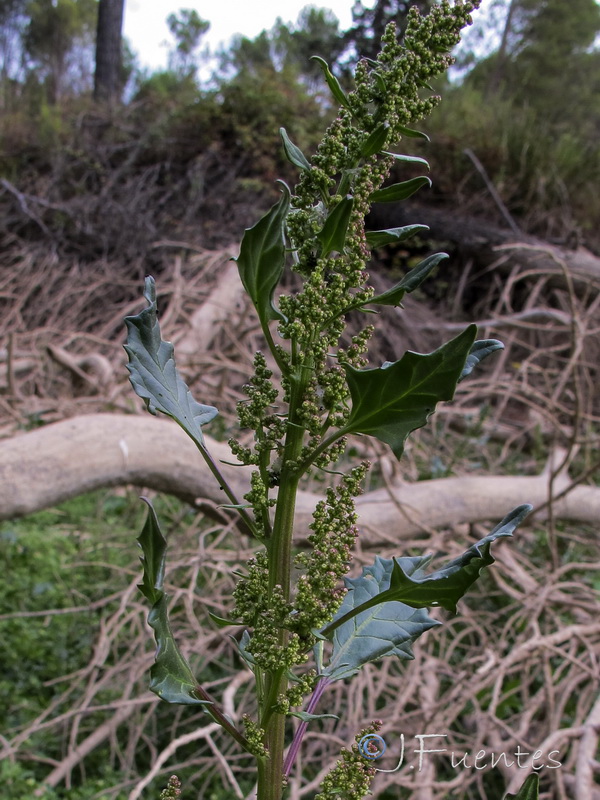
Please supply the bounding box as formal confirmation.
[2,414,600,541]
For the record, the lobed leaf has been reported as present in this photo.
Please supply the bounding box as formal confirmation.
[323,555,440,681]
[459,339,504,381]
[341,325,477,459]
[504,774,539,800]
[124,277,218,447]
[235,180,291,327]
[385,505,533,613]
[137,500,211,706]
[321,506,532,651]
[316,196,354,257]
[280,127,311,172]
[310,56,350,108]
[370,176,432,203]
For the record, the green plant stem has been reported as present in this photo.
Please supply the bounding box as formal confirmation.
[258,355,311,800]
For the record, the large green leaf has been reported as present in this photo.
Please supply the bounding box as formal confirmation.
[323,555,440,681]
[316,196,354,257]
[322,506,531,645]
[370,176,431,203]
[365,224,429,249]
[124,277,218,447]
[137,500,211,706]
[504,774,539,800]
[310,56,350,108]
[340,325,477,459]
[235,181,290,326]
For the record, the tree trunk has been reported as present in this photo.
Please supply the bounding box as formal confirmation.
[94,0,125,104]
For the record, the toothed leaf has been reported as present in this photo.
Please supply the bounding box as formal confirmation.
[341,325,477,459]
[137,499,211,706]
[124,277,218,447]
[323,555,440,681]
[321,506,531,650]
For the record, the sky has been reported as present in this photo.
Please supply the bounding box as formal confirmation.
[123,0,360,73]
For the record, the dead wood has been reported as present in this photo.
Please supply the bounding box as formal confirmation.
[2,414,599,541]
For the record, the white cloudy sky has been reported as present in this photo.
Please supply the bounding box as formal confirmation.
[123,1,359,72]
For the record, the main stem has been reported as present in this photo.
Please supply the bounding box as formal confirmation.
[258,358,311,800]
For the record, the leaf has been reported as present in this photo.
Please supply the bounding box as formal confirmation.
[370,176,432,203]
[398,252,449,294]
[208,611,242,628]
[384,505,532,613]
[504,773,539,800]
[365,224,429,249]
[459,339,504,381]
[124,277,218,447]
[280,127,311,171]
[310,56,350,108]
[363,252,448,306]
[382,151,430,169]
[316,196,354,257]
[396,124,430,141]
[322,506,532,641]
[235,180,291,327]
[323,555,440,681]
[290,711,339,721]
[137,499,211,706]
[361,123,389,157]
[340,325,477,459]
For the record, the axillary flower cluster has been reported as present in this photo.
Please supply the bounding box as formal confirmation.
[230,0,481,687]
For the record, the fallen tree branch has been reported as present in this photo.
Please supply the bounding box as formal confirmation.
[1,414,599,542]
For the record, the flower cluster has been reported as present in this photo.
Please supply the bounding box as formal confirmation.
[313,722,382,800]
[159,775,182,800]
[291,463,369,635]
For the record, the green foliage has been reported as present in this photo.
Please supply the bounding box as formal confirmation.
[137,499,212,705]
[124,277,218,447]
[24,0,96,101]
[123,5,535,799]
[504,773,539,800]
[167,8,209,77]
[340,325,477,459]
